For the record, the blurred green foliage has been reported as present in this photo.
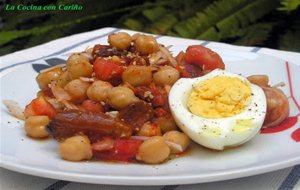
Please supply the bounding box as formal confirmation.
[1,0,299,56]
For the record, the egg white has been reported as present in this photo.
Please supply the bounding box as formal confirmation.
[169,69,267,150]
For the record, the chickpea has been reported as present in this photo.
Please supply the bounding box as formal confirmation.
[122,66,152,86]
[64,79,90,103]
[56,71,71,88]
[87,80,112,102]
[107,86,139,109]
[108,32,132,50]
[138,123,161,137]
[136,136,170,164]
[134,34,159,55]
[163,131,190,153]
[36,68,63,90]
[154,116,177,133]
[59,135,92,161]
[153,66,179,86]
[25,116,50,138]
[67,53,93,79]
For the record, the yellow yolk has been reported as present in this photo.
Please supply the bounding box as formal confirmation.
[188,76,252,118]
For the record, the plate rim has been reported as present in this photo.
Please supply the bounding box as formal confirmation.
[1,155,299,185]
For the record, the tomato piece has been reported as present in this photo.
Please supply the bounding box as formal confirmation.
[81,100,104,113]
[24,104,36,118]
[93,139,143,162]
[24,96,56,118]
[185,45,225,70]
[114,139,143,156]
[93,58,124,86]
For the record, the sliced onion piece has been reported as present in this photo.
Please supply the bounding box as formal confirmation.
[159,45,178,67]
[92,137,115,151]
[105,111,119,118]
[272,82,285,88]
[49,83,71,101]
[79,77,95,82]
[164,140,183,153]
[81,52,94,61]
[61,100,81,110]
[2,100,25,120]
[47,98,64,110]
[149,51,164,65]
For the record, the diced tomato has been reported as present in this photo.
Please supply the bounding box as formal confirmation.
[114,139,143,156]
[81,100,104,113]
[93,139,143,162]
[24,96,56,118]
[24,104,36,117]
[185,45,225,70]
[93,58,124,86]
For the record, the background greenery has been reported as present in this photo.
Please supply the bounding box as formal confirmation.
[1,0,299,56]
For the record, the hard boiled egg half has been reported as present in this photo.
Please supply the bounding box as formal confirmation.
[169,69,267,150]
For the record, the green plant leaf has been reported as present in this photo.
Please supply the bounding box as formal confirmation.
[123,19,144,31]
[173,0,250,38]
[198,0,277,41]
[142,6,167,22]
[146,14,178,34]
[278,0,300,11]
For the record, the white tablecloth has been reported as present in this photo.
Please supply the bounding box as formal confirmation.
[1,27,299,190]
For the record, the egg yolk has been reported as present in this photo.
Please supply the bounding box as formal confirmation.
[188,76,252,118]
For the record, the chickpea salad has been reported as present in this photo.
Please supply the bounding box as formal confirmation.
[3,32,289,164]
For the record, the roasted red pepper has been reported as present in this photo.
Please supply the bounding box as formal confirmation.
[92,139,143,162]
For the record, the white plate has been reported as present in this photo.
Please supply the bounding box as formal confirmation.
[1,39,300,185]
